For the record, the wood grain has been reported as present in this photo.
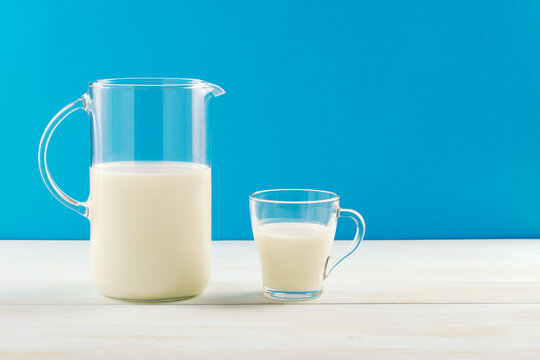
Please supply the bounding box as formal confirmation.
[1,240,539,305]
[0,240,539,358]
[0,304,539,359]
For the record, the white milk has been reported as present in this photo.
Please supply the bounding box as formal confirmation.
[253,222,334,292]
[88,161,211,300]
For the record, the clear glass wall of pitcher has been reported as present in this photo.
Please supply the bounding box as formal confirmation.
[38,78,225,301]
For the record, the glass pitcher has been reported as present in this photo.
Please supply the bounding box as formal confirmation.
[38,78,225,301]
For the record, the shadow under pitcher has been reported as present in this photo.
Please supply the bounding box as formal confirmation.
[38,78,225,301]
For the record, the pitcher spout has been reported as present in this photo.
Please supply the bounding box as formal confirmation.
[206,82,225,97]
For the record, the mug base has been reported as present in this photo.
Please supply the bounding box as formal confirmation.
[263,287,322,301]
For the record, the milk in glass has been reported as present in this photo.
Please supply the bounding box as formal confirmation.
[253,222,334,292]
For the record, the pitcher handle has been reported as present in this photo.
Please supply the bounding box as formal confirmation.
[324,208,366,279]
[38,95,89,218]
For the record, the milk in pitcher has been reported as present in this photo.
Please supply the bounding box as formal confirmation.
[89,161,211,300]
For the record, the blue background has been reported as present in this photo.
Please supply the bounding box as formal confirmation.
[1,0,539,240]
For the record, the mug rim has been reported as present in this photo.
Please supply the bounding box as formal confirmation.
[249,189,340,204]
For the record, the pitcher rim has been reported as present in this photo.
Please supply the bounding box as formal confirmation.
[89,78,224,93]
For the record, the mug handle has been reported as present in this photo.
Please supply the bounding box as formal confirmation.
[325,208,366,279]
[38,95,89,218]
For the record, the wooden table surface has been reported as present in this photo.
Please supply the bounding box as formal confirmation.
[0,240,539,359]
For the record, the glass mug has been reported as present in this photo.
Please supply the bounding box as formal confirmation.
[38,78,225,301]
[249,189,366,300]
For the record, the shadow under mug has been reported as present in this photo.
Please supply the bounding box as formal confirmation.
[249,189,366,300]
